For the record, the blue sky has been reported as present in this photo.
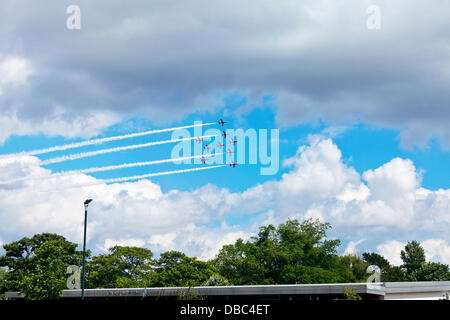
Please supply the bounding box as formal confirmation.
[1,94,448,193]
[0,0,449,264]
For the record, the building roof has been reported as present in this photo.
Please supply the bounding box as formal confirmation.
[5,281,450,300]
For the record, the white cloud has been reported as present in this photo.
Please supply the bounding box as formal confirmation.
[376,238,450,266]
[0,108,120,144]
[100,238,146,252]
[343,239,365,256]
[0,137,448,262]
[422,239,450,265]
[279,136,361,199]
[377,240,405,266]
[149,224,250,260]
[0,56,32,90]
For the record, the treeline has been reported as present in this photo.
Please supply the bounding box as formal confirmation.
[1,219,449,299]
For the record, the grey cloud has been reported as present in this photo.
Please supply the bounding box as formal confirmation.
[0,0,449,147]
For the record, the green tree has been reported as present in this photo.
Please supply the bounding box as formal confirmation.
[0,233,83,300]
[87,246,155,288]
[212,219,355,285]
[341,255,369,282]
[362,252,390,271]
[203,274,230,286]
[154,251,217,287]
[384,266,407,282]
[0,267,7,298]
[211,239,269,285]
[177,287,206,300]
[362,252,406,282]
[343,286,362,300]
[409,262,450,281]
[401,241,425,274]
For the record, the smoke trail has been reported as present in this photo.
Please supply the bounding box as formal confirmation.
[37,165,226,192]
[1,153,224,185]
[101,165,226,184]
[69,153,223,174]
[41,134,218,165]
[1,122,215,158]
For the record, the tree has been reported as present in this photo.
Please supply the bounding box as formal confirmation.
[212,219,355,285]
[154,251,217,287]
[341,255,369,282]
[0,267,7,298]
[409,262,450,281]
[383,266,407,282]
[401,241,425,274]
[362,252,406,282]
[211,239,270,285]
[203,274,230,286]
[0,233,83,300]
[343,286,362,300]
[87,246,155,288]
[362,252,390,271]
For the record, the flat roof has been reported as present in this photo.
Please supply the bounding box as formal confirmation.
[384,281,450,293]
[61,282,385,299]
[5,281,450,300]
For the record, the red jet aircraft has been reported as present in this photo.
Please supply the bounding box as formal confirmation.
[226,149,235,156]
[229,162,238,168]
[216,142,225,148]
[203,144,212,152]
[218,119,227,126]
[221,131,229,138]
[201,156,209,164]
[195,137,204,143]
[230,139,238,145]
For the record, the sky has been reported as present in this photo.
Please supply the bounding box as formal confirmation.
[0,0,449,265]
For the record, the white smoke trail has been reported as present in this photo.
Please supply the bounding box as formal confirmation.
[70,153,223,174]
[101,165,226,184]
[1,153,224,185]
[40,134,218,165]
[1,122,215,158]
[37,165,226,192]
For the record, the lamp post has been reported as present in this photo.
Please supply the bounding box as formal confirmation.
[81,199,92,301]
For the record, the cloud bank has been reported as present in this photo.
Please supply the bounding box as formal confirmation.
[0,137,448,262]
[0,0,449,147]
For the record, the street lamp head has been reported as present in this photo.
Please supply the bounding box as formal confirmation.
[84,199,93,208]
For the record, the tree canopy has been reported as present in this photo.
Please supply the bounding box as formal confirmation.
[361,252,406,282]
[0,233,83,299]
[87,246,154,288]
[212,219,354,285]
[401,240,426,274]
[1,220,449,299]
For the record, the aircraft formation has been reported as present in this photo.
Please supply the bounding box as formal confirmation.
[196,119,238,168]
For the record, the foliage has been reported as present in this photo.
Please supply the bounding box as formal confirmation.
[177,287,206,300]
[154,251,218,287]
[212,219,355,285]
[0,233,83,300]
[341,255,369,282]
[0,267,7,299]
[87,246,154,288]
[362,252,406,282]
[401,241,426,274]
[362,252,390,271]
[409,262,450,281]
[203,274,230,286]
[343,287,362,300]
[383,266,407,282]
[1,222,449,299]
